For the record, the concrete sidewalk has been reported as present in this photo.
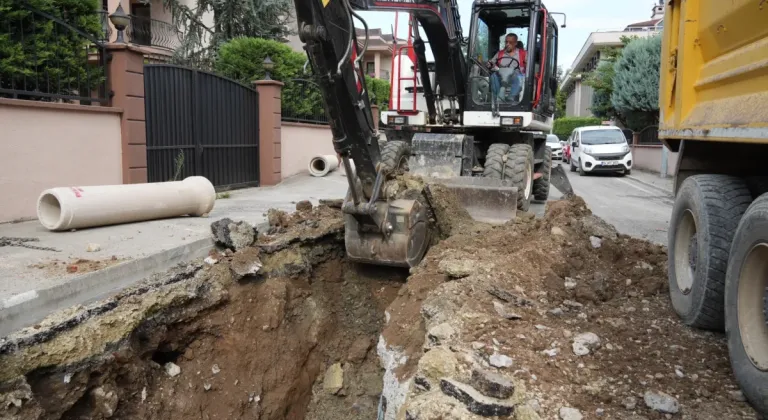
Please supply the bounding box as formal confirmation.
[627,170,674,195]
[0,173,348,337]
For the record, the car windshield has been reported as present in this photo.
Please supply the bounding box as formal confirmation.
[546,136,559,144]
[581,130,626,145]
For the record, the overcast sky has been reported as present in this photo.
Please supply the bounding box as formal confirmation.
[358,0,657,71]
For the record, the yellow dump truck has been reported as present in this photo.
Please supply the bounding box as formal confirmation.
[660,0,768,414]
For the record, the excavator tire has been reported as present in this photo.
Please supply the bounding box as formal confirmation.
[482,143,510,179]
[533,146,552,201]
[505,144,534,212]
[380,140,411,177]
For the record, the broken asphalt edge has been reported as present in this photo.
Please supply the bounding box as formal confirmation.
[0,221,269,338]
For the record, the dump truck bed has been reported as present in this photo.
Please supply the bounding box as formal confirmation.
[659,0,768,144]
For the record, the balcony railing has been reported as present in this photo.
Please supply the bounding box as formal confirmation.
[126,15,182,51]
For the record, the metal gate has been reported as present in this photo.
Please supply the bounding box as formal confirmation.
[144,65,260,188]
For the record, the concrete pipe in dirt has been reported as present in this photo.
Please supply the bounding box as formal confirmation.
[37,176,216,231]
[308,155,340,177]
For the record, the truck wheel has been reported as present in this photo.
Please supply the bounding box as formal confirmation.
[482,143,510,179]
[668,175,752,330]
[380,141,411,176]
[505,144,534,212]
[724,195,768,416]
[533,147,552,201]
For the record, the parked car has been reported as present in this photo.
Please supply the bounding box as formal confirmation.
[546,134,563,160]
[568,126,632,175]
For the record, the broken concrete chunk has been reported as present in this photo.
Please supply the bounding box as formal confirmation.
[427,323,457,347]
[90,386,119,418]
[579,215,618,239]
[418,347,459,385]
[551,226,566,236]
[438,258,475,279]
[439,379,515,417]
[470,368,516,399]
[559,407,583,420]
[211,218,256,251]
[165,362,181,377]
[589,236,602,249]
[515,405,542,420]
[572,332,600,356]
[230,247,263,280]
[643,391,680,414]
[489,352,513,368]
[323,363,344,394]
[493,301,523,320]
[295,200,313,212]
[211,364,221,375]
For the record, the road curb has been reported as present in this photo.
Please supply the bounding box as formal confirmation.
[626,175,674,196]
[0,237,214,338]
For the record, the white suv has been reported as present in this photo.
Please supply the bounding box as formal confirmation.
[568,126,632,175]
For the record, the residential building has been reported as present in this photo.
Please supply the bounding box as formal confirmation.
[102,0,213,58]
[560,1,664,118]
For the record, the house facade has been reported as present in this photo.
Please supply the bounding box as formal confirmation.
[560,1,664,118]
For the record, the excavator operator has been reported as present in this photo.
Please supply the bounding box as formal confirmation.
[488,33,527,103]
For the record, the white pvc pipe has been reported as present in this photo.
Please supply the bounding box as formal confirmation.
[37,176,216,231]
[308,154,340,177]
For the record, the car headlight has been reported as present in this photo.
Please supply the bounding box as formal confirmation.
[582,147,592,155]
[622,145,630,153]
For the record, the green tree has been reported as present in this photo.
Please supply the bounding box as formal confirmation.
[583,44,623,122]
[365,75,391,109]
[611,34,662,131]
[161,0,295,68]
[555,66,566,118]
[0,0,104,101]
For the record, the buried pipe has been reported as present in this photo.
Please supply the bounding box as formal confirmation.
[37,176,216,231]
[308,154,341,177]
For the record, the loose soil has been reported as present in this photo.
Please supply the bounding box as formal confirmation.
[0,193,760,420]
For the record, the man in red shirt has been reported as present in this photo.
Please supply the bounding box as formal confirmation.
[489,33,527,102]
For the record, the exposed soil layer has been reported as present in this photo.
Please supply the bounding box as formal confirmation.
[1,205,404,420]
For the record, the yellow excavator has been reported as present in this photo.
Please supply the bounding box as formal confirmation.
[660,0,768,415]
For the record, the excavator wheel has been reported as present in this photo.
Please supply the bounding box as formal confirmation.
[380,141,410,176]
[533,147,552,201]
[483,143,533,212]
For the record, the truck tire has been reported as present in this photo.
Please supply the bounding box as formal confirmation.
[482,143,510,179]
[533,147,552,201]
[724,194,768,416]
[668,175,752,330]
[505,144,534,212]
[380,141,411,176]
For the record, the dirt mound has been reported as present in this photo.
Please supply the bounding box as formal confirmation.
[378,196,755,419]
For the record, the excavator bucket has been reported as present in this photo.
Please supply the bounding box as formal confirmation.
[550,164,575,198]
[424,177,518,225]
[407,133,519,225]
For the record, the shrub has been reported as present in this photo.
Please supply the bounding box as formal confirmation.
[0,0,104,101]
[553,117,603,140]
[611,35,662,131]
[365,76,390,108]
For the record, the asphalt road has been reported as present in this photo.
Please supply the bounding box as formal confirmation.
[536,161,673,245]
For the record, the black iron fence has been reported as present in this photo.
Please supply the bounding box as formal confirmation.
[127,15,182,51]
[637,125,661,145]
[281,78,328,125]
[0,1,109,104]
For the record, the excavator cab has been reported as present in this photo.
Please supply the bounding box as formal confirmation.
[466,1,559,117]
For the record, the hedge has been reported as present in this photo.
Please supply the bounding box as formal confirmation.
[0,0,104,101]
[553,117,602,140]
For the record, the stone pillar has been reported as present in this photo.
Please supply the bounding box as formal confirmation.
[632,132,640,146]
[371,104,380,131]
[108,44,147,184]
[254,80,284,186]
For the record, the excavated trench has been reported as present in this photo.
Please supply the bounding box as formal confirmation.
[0,205,410,420]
